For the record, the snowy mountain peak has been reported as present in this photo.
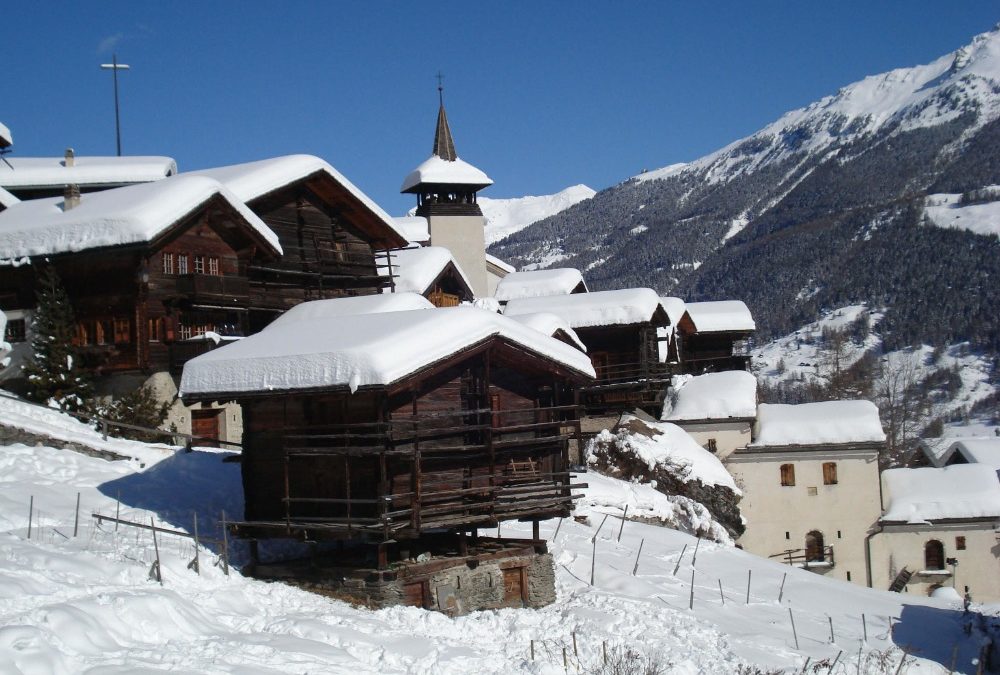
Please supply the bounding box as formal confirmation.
[480,184,596,245]
[636,27,1000,187]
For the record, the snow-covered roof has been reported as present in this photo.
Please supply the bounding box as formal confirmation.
[188,155,406,247]
[393,216,429,244]
[0,186,19,209]
[485,253,515,275]
[0,122,11,148]
[503,288,664,329]
[683,301,755,333]
[751,400,886,447]
[506,312,587,352]
[936,437,1000,469]
[268,293,434,328]
[377,246,473,297]
[494,268,587,302]
[660,297,686,327]
[662,371,758,422]
[180,306,595,397]
[0,174,281,259]
[0,156,177,190]
[882,465,1000,523]
[400,154,493,192]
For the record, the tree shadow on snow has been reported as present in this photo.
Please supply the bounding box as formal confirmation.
[893,602,999,674]
[98,449,244,556]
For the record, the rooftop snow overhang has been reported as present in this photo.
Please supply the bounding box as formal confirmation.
[400,155,493,193]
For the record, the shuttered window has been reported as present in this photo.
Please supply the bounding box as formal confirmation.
[823,462,838,485]
[780,463,795,486]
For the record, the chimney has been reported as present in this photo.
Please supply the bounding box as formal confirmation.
[64,148,75,167]
[64,184,81,210]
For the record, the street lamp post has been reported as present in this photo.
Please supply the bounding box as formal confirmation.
[99,54,130,156]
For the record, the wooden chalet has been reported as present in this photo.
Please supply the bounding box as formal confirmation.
[190,155,409,331]
[379,245,474,307]
[180,304,595,610]
[504,288,670,415]
[676,300,755,374]
[0,175,281,376]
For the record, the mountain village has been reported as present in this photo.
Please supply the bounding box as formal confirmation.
[3,23,1000,675]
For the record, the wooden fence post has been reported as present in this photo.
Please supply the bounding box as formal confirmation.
[617,504,628,542]
[27,496,33,539]
[221,510,230,576]
[746,569,752,604]
[718,579,725,605]
[150,516,163,585]
[689,569,695,610]
[778,572,787,603]
[73,492,81,537]
[691,535,701,567]
[673,544,688,576]
[789,607,799,650]
[632,538,644,576]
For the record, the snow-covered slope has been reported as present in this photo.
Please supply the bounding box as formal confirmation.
[1,436,989,673]
[924,189,1000,237]
[480,184,595,246]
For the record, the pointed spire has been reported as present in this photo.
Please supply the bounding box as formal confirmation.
[432,75,458,161]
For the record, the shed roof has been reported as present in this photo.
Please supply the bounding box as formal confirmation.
[494,268,587,302]
[661,371,758,422]
[0,155,177,190]
[503,287,665,329]
[683,300,755,333]
[180,306,596,397]
[485,253,516,275]
[377,246,473,297]
[751,400,885,447]
[506,312,587,352]
[393,216,429,244]
[0,174,281,259]
[882,465,1000,523]
[188,154,406,249]
[659,297,686,326]
[268,292,434,329]
[937,437,1000,469]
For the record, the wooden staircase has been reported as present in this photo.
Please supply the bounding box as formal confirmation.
[888,567,913,592]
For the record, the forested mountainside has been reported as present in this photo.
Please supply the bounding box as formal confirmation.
[489,26,1000,352]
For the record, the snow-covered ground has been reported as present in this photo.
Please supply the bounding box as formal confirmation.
[0,403,992,673]
[480,185,595,246]
[924,191,1000,238]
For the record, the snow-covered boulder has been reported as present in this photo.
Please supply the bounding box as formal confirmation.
[586,415,743,540]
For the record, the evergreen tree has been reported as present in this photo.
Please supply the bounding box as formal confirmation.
[22,264,91,411]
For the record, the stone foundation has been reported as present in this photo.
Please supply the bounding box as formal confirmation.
[251,540,556,615]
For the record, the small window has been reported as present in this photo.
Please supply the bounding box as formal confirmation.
[823,462,838,485]
[113,318,130,344]
[807,486,818,496]
[780,463,795,486]
[194,256,205,275]
[925,540,945,570]
[707,438,718,454]
[147,317,163,343]
[4,318,26,343]
[96,319,112,346]
[785,531,790,540]
[177,254,189,275]
[956,536,966,551]
[178,324,192,341]
[846,571,851,582]
[208,257,220,276]
[162,252,175,275]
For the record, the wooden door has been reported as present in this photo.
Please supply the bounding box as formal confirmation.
[191,409,220,447]
[501,567,526,608]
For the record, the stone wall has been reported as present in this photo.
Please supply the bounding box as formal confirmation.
[0,422,127,462]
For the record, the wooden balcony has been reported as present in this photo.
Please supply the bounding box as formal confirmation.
[175,274,250,306]
[231,405,585,542]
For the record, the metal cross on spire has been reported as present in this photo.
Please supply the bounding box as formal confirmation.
[436,71,445,105]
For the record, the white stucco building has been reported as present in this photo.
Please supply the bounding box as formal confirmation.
[728,400,886,587]
[660,371,757,460]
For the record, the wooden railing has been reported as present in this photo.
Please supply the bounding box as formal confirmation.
[585,360,671,387]
[769,546,835,568]
[271,405,584,539]
[175,274,250,304]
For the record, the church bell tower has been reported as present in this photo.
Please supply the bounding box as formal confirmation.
[401,83,492,297]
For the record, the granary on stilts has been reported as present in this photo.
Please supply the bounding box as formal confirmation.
[180,299,595,613]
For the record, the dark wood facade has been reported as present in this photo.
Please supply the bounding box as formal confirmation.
[243,173,407,333]
[199,339,589,550]
[0,195,277,375]
[576,316,671,416]
[676,313,753,374]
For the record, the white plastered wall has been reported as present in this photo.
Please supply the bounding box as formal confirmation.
[674,420,751,461]
[870,522,1000,602]
[727,446,883,587]
[428,214,488,297]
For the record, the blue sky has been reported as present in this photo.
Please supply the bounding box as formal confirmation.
[3,4,998,215]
